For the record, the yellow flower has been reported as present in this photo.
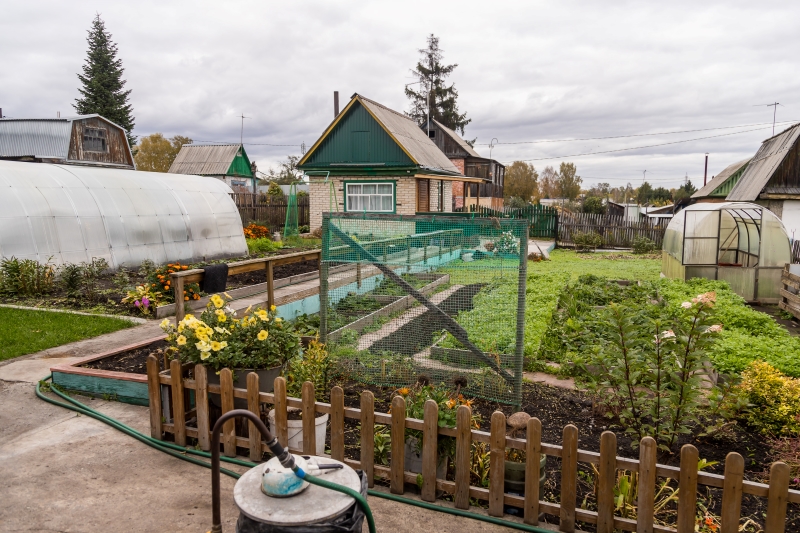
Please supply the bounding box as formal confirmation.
[210,341,222,352]
[196,340,211,352]
[211,295,224,309]
[219,341,228,349]
[214,326,229,335]
[177,324,184,333]
[270,305,277,312]
[274,317,282,323]
[446,399,457,409]
[160,319,171,330]
[259,314,269,322]
[217,314,227,323]
[176,335,187,346]
[197,333,209,342]
[200,351,210,361]
[184,314,195,321]
[257,330,268,341]
[215,309,225,316]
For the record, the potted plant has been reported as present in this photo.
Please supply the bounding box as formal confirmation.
[397,382,481,478]
[504,448,547,495]
[161,294,299,402]
[267,338,330,456]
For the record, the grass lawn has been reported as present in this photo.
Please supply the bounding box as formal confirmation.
[0,307,134,361]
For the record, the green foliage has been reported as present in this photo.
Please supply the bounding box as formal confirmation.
[247,237,283,255]
[0,257,56,296]
[582,196,606,215]
[0,307,132,361]
[373,424,391,465]
[735,361,800,436]
[493,231,520,255]
[557,162,582,200]
[503,162,538,203]
[266,181,284,197]
[572,231,603,252]
[285,339,329,399]
[74,15,135,147]
[632,237,656,254]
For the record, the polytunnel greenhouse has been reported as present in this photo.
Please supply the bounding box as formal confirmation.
[0,160,247,269]
[662,202,791,302]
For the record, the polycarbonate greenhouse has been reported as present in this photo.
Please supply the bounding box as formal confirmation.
[0,160,247,269]
[662,202,791,302]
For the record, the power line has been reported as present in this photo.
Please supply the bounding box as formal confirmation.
[501,125,774,164]
[477,119,798,146]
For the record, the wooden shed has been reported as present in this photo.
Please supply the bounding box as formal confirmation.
[168,144,256,191]
[0,114,134,169]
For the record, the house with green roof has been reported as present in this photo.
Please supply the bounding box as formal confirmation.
[169,143,256,191]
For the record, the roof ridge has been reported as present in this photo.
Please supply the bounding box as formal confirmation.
[356,94,415,122]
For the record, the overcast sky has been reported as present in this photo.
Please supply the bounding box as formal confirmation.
[2,0,798,189]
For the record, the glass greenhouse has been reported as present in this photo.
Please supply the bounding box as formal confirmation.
[0,160,247,269]
[662,202,791,302]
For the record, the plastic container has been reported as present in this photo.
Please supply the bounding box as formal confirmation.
[268,409,329,456]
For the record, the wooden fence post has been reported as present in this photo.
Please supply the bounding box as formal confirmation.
[247,372,261,461]
[330,386,345,461]
[677,444,699,533]
[765,462,790,533]
[172,275,185,323]
[194,364,210,451]
[488,411,506,517]
[146,355,162,439]
[273,376,288,448]
[560,424,578,532]
[266,260,275,310]
[421,399,438,502]
[169,359,186,446]
[220,368,236,457]
[720,452,744,533]
[301,381,316,455]
[360,391,375,488]
[524,417,542,525]
[596,431,617,533]
[390,395,406,495]
[454,405,472,510]
[637,436,657,533]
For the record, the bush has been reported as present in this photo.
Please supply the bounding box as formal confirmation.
[247,237,283,255]
[632,237,657,254]
[572,231,603,252]
[285,339,329,399]
[243,223,271,239]
[582,196,606,215]
[299,225,310,234]
[735,361,800,437]
[1,257,56,296]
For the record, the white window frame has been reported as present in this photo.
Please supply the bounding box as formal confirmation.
[345,182,395,213]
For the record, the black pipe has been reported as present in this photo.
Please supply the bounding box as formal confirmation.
[210,409,294,533]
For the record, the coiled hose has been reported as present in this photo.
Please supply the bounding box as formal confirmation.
[36,375,555,533]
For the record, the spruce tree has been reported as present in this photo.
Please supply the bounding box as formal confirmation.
[74,15,136,147]
[405,34,471,135]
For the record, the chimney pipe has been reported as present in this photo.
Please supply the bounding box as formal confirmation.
[703,153,709,186]
[334,91,339,118]
[0,108,3,119]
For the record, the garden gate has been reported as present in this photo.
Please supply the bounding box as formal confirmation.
[319,213,528,406]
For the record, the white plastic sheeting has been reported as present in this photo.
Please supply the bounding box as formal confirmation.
[0,161,247,269]
[662,202,791,302]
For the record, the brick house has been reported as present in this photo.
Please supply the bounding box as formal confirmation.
[298,94,485,232]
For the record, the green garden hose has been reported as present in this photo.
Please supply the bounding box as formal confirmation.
[36,376,554,533]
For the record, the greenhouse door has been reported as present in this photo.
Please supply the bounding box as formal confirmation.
[718,267,755,301]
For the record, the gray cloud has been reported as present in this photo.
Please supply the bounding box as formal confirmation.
[2,0,798,187]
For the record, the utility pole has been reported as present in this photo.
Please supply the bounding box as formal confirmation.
[703,153,709,186]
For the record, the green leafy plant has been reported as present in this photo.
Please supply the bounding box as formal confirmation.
[735,361,800,436]
[493,231,520,255]
[247,237,283,255]
[285,338,329,399]
[1,257,56,296]
[80,257,109,301]
[572,231,603,252]
[470,442,491,488]
[373,424,391,465]
[632,236,657,254]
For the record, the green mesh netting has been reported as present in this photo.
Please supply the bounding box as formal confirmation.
[320,213,528,406]
[283,183,299,239]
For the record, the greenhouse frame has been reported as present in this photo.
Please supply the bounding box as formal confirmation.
[0,160,247,269]
[662,202,791,302]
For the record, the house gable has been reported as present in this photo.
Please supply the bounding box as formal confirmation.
[300,100,415,172]
[227,146,253,177]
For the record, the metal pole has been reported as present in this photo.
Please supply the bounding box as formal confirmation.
[704,153,708,186]
[513,221,528,409]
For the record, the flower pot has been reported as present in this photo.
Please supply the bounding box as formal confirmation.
[504,454,547,494]
[207,365,282,409]
[268,408,329,456]
[403,437,448,479]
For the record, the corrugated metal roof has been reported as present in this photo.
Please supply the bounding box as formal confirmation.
[357,95,460,175]
[692,158,750,198]
[0,115,129,160]
[431,118,481,158]
[726,123,800,201]
[169,144,242,176]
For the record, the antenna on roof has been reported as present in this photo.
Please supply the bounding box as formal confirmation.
[753,102,784,136]
[239,113,250,145]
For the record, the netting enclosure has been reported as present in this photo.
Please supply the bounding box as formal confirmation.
[320,212,528,406]
[662,202,791,302]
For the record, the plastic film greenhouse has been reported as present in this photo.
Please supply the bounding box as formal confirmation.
[0,160,247,269]
[662,202,791,302]
[319,212,528,406]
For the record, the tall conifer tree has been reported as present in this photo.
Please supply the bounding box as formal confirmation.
[405,34,471,136]
[74,15,135,147]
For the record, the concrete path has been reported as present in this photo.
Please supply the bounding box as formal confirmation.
[0,331,530,532]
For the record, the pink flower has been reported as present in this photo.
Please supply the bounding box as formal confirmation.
[134,300,141,308]
[681,302,692,309]
[142,297,150,308]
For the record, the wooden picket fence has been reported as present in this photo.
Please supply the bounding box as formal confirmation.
[147,360,797,533]
[231,192,310,228]
[558,212,667,249]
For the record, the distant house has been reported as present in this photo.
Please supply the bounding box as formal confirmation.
[298,93,482,232]
[169,144,257,190]
[691,158,751,201]
[0,115,134,169]
[424,119,505,210]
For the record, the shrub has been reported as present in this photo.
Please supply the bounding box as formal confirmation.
[247,237,283,255]
[494,231,520,254]
[735,361,800,437]
[582,196,606,215]
[299,225,310,234]
[145,262,200,305]
[285,339,329,399]
[632,237,657,254]
[572,231,603,252]
[1,257,56,296]
[243,223,271,239]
